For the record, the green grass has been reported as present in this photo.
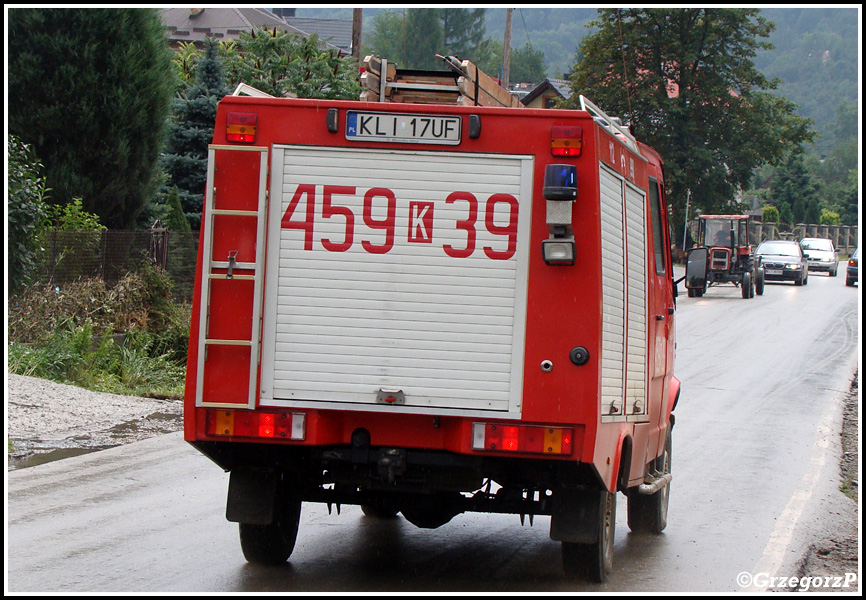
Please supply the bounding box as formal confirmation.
[8,321,186,399]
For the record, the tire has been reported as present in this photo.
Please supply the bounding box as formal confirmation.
[795,273,804,286]
[803,272,809,285]
[627,425,672,534]
[830,266,837,277]
[239,497,302,565]
[847,278,855,287]
[756,268,765,296]
[687,288,696,298]
[561,490,616,583]
[741,271,752,299]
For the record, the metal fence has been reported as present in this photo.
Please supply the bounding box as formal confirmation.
[686,221,859,254]
[32,229,199,302]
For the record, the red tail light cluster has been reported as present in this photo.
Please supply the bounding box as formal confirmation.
[472,423,573,455]
[206,409,305,440]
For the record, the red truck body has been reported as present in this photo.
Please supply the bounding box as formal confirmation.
[184,91,680,581]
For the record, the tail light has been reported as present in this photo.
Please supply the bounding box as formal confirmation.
[206,409,305,440]
[226,112,257,143]
[472,422,574,455]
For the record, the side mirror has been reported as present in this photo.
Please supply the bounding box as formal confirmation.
[685,247,709,290]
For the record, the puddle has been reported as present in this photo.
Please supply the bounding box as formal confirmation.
[7,412,183,471]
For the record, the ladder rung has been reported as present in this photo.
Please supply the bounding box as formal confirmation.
[208,274,256,281]
[211,209,259,217]
[204,339,253,346]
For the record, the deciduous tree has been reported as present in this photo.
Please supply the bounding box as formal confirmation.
[563,8,813,242]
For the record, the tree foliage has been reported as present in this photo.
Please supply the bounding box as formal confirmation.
[162,37,229,230]
[8,135,50,292]
[562,8,814,240]
[368,9,491,69]
[8,8,175,229]
[221,28,361,99]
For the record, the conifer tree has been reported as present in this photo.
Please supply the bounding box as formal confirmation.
[162,37,230,231]
[8,8,174,229]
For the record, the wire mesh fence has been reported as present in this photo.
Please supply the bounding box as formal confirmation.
[32,229,199,302]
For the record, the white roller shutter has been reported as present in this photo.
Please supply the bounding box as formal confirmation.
[260,146,533,416]
[599,166,626,418]
[599,165,648,422]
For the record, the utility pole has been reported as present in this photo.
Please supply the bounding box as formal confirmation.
[502,7,513,89]
[352,8,363,63]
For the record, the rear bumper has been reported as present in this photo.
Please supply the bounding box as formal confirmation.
[806,260,836,272]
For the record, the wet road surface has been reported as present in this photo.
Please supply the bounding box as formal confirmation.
[6,269,859,592]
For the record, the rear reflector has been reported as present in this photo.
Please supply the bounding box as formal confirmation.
[206,409,305,441]
[226,112,257,143]
[472,422,573,455]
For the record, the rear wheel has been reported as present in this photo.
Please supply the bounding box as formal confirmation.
[741,272,753,299]
[755,268,765,295]
[561,490,616,582]
[627,425,672,534]
[239,496,302,565]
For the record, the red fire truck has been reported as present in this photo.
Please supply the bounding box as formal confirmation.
[184,86,680,582]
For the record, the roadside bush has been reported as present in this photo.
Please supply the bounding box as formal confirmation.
[7,262,191,398]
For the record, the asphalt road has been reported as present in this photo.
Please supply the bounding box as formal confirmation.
[6,268,859,593]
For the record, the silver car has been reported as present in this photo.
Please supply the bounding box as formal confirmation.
[799,238,839,276]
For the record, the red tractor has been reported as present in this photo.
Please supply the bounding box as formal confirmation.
[684,215,764,299]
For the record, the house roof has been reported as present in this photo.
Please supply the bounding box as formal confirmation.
[160,7,343,53]
[521,78,572,106]
[285,17,353,53]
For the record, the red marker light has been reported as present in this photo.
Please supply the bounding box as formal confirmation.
[226,112,257,143]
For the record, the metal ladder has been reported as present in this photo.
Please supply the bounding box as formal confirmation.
[195,145,269,408]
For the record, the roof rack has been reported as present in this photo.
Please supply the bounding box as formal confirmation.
[579,95,638,153]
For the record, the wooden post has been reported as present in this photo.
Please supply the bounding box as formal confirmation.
[503,8,513,89]
[352,8,363,63]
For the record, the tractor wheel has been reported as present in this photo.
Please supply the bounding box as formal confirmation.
[741,272,752,299]
[756,268,765,295]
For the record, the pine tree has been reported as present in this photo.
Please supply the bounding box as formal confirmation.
[162,37,230,231]
[8,8,174,229]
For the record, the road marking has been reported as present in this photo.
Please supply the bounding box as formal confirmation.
[740,392,838,592]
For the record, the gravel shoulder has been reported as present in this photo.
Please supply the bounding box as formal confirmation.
[6,373,183,469]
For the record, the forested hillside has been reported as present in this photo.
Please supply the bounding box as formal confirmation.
[298,7,857,144]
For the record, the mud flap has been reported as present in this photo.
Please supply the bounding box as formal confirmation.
[549,488,600,544]
[226,467,278,525]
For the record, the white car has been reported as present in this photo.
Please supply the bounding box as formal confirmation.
[799,238,839,276]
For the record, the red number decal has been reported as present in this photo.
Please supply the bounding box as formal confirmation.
[281,184,316,250]
[484,194,519,260]
[321,185,356,252]
[362,188,397,254]
[443,192,478,258]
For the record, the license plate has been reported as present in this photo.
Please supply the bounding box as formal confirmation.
[766,269,782,275]
[346,111,461,145]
